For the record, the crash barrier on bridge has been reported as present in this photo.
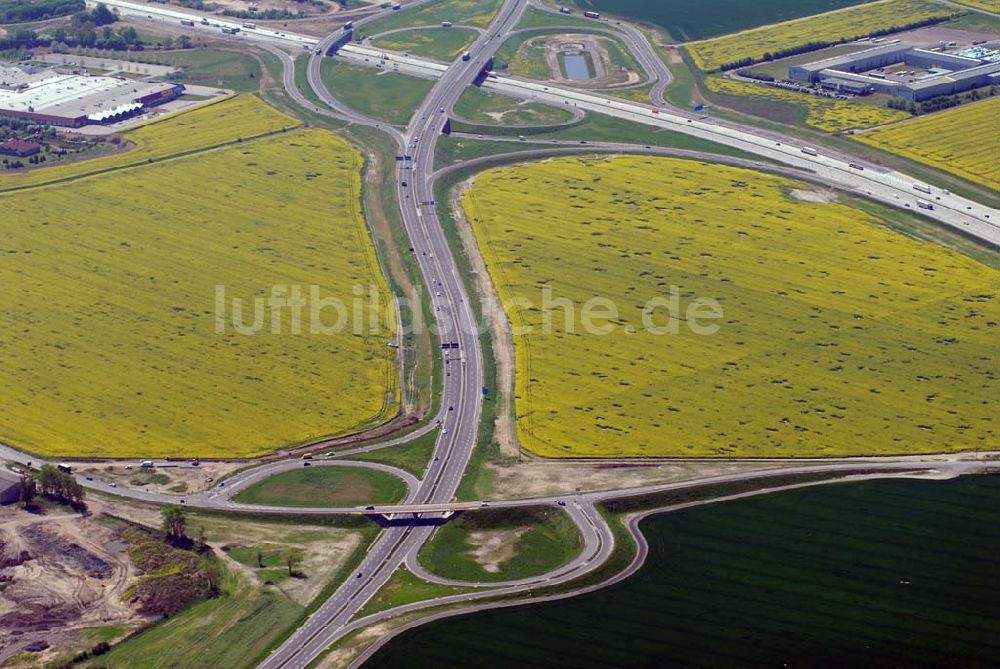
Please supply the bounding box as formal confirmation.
[363,511,463,528]
[326,30,354,56]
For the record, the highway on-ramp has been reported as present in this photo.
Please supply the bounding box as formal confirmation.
[258,2,532,667]
[2,3,996,667]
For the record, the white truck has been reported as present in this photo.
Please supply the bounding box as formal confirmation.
[801,146,818,156]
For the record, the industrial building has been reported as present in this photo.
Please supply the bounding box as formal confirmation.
[0,63,184,128]
[0,139,42,157]
[0,469,21,505]
[790,42,1000,101]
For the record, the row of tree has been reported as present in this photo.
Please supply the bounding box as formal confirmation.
[0,3,150,54]
[161,505,303,574]
[19,464,85,507]
[886,84,998,114]
[720,14,958,71]
[0,0,83,24]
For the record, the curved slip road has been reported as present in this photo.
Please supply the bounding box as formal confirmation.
[3,4,997,666]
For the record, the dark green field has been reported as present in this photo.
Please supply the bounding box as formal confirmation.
[572,0,876,41]
[366,475,1000,668]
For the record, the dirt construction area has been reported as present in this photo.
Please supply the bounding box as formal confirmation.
[0,507,142,665]
[75,460,246,497]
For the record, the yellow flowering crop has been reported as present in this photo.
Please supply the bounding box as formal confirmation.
[0,95,299,193]
[688,0,957,71]
[855,97,1000,191]
[0,129,397,458]
[465,156,998,458]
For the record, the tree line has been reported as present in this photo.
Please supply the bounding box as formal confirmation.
[719,14,959,71]
[18,464,85,508]
[0,0,84,24]
[0,3,153,53]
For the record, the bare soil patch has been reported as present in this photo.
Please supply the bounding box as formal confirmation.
[0,507,142,665]
[451,177,519,458]
[466,528,527,573]
[192,516,365,606]
[787,187,838,204]
[486,460,820,499]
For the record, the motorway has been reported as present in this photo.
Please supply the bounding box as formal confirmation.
[11,2,999,667]
[258,2,533,667]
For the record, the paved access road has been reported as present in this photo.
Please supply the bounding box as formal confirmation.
[10,3,997,667]
[258,3,533,668]
[333,45,999,245]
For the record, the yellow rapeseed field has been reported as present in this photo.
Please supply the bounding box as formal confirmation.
[705,77,911,132]
[465,156,998,458]
[0,95,299,192]
[952,0,998,11]
[688,0,957,71]
[0,129,398,458]
[855,98,1000,191]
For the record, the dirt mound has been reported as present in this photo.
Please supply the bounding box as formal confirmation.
[0,509,140,662]
[19,523,112,578]
[0,529,30,569]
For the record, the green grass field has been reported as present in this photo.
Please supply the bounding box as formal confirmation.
[514,6,600,30]
[86,567,301,669]
[495,28,644,85]
[528,113,760,160]
[454,87,576,126]
[418,507,583,582]
[356,566,472,619]
[121,48,264,93]
[233,466,407,507]
[347,430,439,478]
[320,59,434,126]
[465,155,999,458]
[571,0,878,41]
[361,0,502,34]
[366,475,1000,668]
[371,26,478,60]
